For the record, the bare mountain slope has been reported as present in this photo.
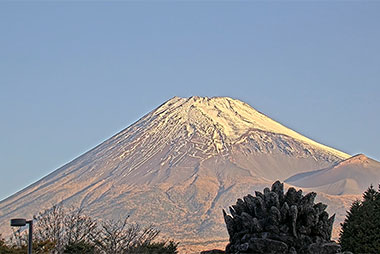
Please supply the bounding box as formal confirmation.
[285,154,380,195]
[0,96,354,252]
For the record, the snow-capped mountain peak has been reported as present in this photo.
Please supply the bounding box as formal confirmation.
[0,96,358,252]
[135,96,350,159]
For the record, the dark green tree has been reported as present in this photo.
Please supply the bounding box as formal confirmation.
[63,241,97,254]
[128,240,178,254]
[339,184,380,253]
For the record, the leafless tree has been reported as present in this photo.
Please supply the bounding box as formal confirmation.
[63,207,98,245]
[93,216,159,254]
[9,227,28,248]
[32,205,98,253]
[8,204,169,254]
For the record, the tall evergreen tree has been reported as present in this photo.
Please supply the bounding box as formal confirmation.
[339,185,380,253]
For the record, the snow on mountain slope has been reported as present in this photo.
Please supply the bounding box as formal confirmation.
[285,154,380,195]
[149,96,349,158]
[0,96,353,252]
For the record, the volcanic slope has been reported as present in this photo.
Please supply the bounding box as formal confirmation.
[285,154,380,195]
[0,96,352,251]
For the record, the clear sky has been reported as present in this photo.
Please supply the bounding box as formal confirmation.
[1,1,379,201]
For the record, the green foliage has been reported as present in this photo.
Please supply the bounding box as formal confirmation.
[63,241,96,254]
[128,240,179,254]
[0,245,20,254]
[0,234,54,254]
[0,235,17,254]
[33,240,56,254]
[339,184,380,253]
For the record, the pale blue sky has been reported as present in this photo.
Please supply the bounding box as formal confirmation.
[1,2,379,200]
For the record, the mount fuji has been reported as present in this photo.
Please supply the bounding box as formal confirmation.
[1,96,379,252]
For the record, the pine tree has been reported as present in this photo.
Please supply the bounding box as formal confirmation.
[339,185,380,253]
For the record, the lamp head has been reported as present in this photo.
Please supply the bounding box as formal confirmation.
[10,218,27,227]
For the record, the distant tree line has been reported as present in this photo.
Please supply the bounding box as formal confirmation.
[0,205,178,254]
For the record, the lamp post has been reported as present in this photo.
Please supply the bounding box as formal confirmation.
[10,218,33,254]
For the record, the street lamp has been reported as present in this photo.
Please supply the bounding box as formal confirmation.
[10,218,33,254]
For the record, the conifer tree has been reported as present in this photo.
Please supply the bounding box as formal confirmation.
[340,185,380,253]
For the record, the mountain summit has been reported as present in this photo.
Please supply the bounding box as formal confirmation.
[147,96,349,157]
[0,96,366,252]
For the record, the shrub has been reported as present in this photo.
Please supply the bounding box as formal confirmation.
[128,240,178,254]
[0,234,54,254]
[63,241,97,254]
[223,181,339,253]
